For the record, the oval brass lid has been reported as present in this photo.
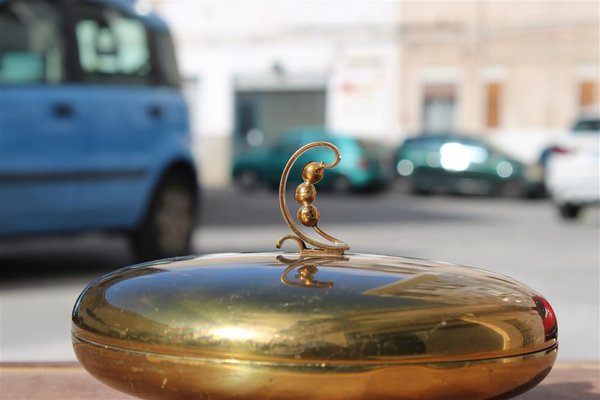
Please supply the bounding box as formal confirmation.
[72,252,557,365]
[72,142,558,399]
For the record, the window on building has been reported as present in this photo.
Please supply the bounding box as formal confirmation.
[486,82,502,129]
[579,80,598,108]
[422,84,456,133]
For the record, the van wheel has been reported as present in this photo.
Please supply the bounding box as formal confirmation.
[130,174,197,262]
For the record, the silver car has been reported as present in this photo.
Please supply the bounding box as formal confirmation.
[545,112,600,219]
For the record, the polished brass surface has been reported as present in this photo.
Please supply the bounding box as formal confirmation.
[73,338,556,400]
[73,252,558,399]
[73,141,558,399]
[276,141,349,256]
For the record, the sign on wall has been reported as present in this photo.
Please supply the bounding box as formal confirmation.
[328,45,399,141]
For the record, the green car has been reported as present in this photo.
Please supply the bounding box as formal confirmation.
[394,134,544,197]
[233,128,392,192]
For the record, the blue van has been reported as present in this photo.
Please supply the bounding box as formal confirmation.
[0,0,199,261]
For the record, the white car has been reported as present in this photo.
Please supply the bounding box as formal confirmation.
[545,113,600,219]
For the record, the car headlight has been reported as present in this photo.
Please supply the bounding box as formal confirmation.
[496,161,514,178]
[396,159,414,176]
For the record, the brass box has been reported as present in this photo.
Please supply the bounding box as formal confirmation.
[72,142,557,399]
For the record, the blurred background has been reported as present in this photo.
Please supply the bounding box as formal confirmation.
[0,0,598,373]
[157,0,599,185]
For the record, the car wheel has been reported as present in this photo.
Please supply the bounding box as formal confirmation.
[499,180,526,198]
[412,181,432,196]
[331,175,352,193]
[130,174,197,262]
[559,203,581,220]
[235,169,259,191]
[393,176,413,194]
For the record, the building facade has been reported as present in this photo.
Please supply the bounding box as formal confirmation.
[401,0,599,162]
[152,0,598,185]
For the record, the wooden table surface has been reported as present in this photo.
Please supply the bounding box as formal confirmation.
[1,362,598,399]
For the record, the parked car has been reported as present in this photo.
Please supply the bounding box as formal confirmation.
[544,112,600,219]
[393,134,544,197]
[233,127,393,192]
[0,0,199,261]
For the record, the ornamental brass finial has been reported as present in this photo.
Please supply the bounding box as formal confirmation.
[276,141,349,256]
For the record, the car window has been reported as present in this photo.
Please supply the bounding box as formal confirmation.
[274,135,299,153]
[0,0,65,84]
[573,119,600,133]
[440,142,489,170]
[402,137,442,152]
[457,137,483,147]
[74,2,152,85]
[358,139,382,153]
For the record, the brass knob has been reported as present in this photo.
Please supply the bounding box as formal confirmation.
[276,141,349,256]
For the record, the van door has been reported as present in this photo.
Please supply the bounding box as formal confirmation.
[0,0,82,235]
[69,1,164,229]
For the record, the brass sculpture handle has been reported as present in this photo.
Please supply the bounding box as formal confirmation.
[276,141,349,256]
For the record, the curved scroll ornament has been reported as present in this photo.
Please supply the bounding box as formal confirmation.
[275,141,350,256]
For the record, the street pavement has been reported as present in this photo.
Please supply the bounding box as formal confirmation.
[1,188,598,362]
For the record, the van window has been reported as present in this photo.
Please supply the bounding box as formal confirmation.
[155,30,180,87]
[75,2,152,85]
[0,0,65,84]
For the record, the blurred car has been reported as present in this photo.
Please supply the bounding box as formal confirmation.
[233,127,393,192]
[0,0,199,261]
[394,134,544,197]
[544,112,600,219]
